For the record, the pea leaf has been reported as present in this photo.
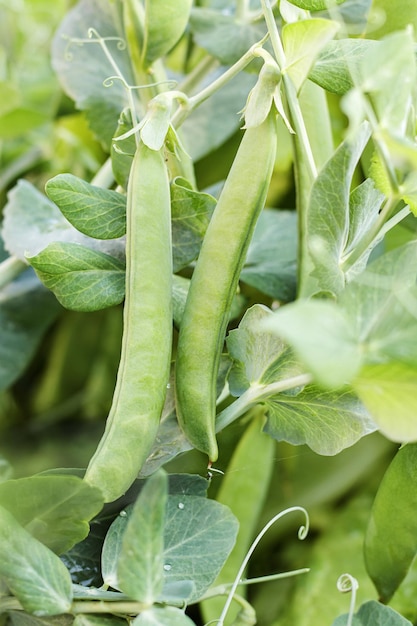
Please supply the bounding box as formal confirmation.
[189,8,266,65]
[51,0,132,146]
[2,179,125,262]
[352,362,417,443]
[0,475,103,555]
[303,121,381,297]
[333,601,413,625]
[283,18,339,92]
[241,209,297,302]
[73,617,126,626]
[171,178,215,272]
[45,174,126,240]
[102,479,238,604]
[227,304,301,396]
[133,607,196,626]
[27,242,125,312]
[142,0,192,67]
[286,0,345,9]
[9,612,73,626]
[364,444,417,603]
[116,470,168,603]
[0,505,73,616]
[264,385,376,455]
[0,269,61,391]
[309,39,377,95]
[262,299,362,388]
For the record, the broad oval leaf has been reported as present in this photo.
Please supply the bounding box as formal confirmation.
[0,474,103,554]
[0,506,72,616]
[264,386,376,455]
[287,0,345,9]
[27,242,125,312]
[333,600,413,625]
[45,174,126,240]
[364,444,417,603]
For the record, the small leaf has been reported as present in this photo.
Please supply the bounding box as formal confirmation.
[364,444,417,603]
[0,474,103,554]
[264,386,376,455]
[309,39,377,95]
[283,18,339,92]
[227,304,300,396]
[286,0,345,9]
[143,0,192,67]
[171,178,215,272]
[0,505,72,616]
[133,607,196,626]
[9,612,73,626]
[353,362,417,443]
[45,174,126,240]
[27,242,125,312]
[117,470,168,603]
[73,616,127,626]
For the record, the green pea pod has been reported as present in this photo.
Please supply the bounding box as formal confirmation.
[175,113,278,461]
[84,142,172,503]
[364,443,417,602]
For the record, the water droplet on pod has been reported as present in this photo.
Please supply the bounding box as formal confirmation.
[178,502,185,510]
[119,510,127,517]
[163,564,172,571]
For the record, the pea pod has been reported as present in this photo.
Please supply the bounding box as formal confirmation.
[84,142,172,503]
[364,443,417,602]
[175,112,278,460]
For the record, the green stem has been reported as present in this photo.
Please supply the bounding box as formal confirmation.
[71,600,148,614]
[216,373,313,432]
[0,256,27,290]
[0,147,43,193]
[236,0,251,21]
[172,36,269,128]
[176,54,220,96]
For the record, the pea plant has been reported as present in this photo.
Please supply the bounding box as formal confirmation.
[2,0,417,624]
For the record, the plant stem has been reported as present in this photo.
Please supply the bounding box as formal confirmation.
[236,0,251,21]
[71,600,148,614]
[0,256,27,291]
[216,373,313,432]
[90,157,115,188]
[172,36,269,128]
[176,54,220,96]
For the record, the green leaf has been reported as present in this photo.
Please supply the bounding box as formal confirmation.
[0,108,50,139]
[0,270,61,391]
[333,601,413,625]
[353,362,417,443]
[0,474,103,554]
[282,18,339,92]
[27,242,125,312]
[103,479,238,604]
[262,299,362,388]
[162,493,239,602]
[9,612,74,626]
[133,607,196,626]
[73,616,127,626]
[309,39,377,95]
[364,444,417,603]
[240,210,297,302]
[304,121,375,297]
[45,174,126,240]
[171,178,215,272]
[143,0,192,67]
[227,304,301,396]
[264,385,375,455]
[51,0,132,146]
[0,505,72,616]
[2,180,125,262]
[189,8,266,65]
[367,0,417,39]
[287,0,345,9]
[359,30,416,136]
[117,470,168,603]
[172,274,190,327]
